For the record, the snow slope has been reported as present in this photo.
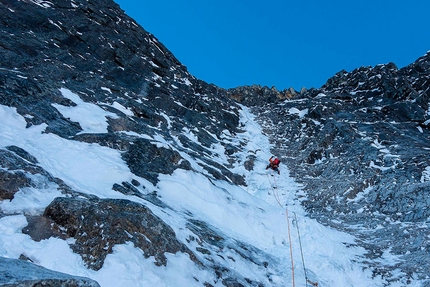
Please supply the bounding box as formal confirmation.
[0,91,418,286]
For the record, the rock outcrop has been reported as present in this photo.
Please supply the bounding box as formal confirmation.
[0,257,100,287]
[0,0,266,285]
[42,196,198,270]
[247,54,430,283]
[0,0,242,186]
[227,85,301,106]
[1,0,430,285]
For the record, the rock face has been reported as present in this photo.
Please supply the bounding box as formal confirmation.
[0,146,61,201]
[227,85,300,106]
[0,0,241,187]
[247,55,430,284]
[0,0,260,285]
[43,197,198,271]
[1,0,430,285]
[0,257,100,287]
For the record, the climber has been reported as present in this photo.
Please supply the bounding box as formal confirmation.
[266,155,281,174]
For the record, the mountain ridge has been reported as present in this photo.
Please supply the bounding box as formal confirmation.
[0,0,429,286]
[249,53,430,284]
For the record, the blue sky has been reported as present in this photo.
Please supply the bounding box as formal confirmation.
[115,0,430,90]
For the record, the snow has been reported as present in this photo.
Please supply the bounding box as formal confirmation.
[0,174,62,215]
[0,99,414,286]
[53,88,119,134]
[0,103,131,198]
[183,78,192,86]
[30,0,54,9]
[288,107,308,118]
[421,166,430,183]
[417,125,424,133]
[110,101,134,116]
[100,87,112,94]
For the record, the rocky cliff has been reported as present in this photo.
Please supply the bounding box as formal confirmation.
[0,0,247,285]
[245,56,430,284]
[0,0,429,286]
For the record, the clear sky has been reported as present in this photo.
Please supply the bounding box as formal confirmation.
[115,0,430,90]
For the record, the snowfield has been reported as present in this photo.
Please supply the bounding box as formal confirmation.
[0,93,418,286]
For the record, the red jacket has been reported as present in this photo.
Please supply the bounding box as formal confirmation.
[269,157,280,167]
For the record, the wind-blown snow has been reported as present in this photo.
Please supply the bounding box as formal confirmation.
[0,99,417,286]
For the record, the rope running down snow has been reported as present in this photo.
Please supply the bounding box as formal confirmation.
[266,172,282,207]
[286,209,295,287]
[266,170,317,286]
[294,211,309,287]
[267,171,295,285]
[293,211,318,286]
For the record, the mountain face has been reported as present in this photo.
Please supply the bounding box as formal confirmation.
[231,57,430,283]
[0,0,260,286]
[0,0,429,287]
[1,0,244,186]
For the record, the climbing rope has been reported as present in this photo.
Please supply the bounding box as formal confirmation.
[272,172,283,207]
[267,172,296,285]
[265,172,274,189]
[294,212,308,287]
[266,171,282,207]
[293,212,318,287]
[272,171,278,188]
[286,209,295,287]
[265,168,317,286]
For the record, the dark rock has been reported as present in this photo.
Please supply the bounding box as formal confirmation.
[112,182,142,197]
[110,181,168,208]
[247,54,430,284]
[1,0,429,284]
[227,85,298,106]
[0,256,100,287]
[43,196,198,270]
[6,145,39,164]
[131,179,140,186]
[185,219,273,286]
[122,138,192,185]
[243,154,256,171]
[0,170,30,200]
[381,101,426,122]
[22,215,66,242]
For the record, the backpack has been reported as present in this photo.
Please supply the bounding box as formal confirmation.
[273,158,280,165]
